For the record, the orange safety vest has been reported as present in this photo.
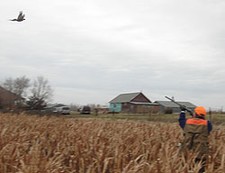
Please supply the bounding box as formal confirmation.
[186,118,207,126]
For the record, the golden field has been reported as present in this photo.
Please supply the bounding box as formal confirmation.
[0,113,224,173]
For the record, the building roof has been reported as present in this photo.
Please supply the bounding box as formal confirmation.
[109,92,151,103]
[155,101,196,108]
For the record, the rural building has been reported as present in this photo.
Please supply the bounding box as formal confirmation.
[109,92,159,114]
[0,86,21,111]
[155,100,196,114]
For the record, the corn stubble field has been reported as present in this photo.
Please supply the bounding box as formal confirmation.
[0,113,225,173]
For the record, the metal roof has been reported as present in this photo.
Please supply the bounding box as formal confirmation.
[109,92,140,103]
[155,101,196,108]
[109,92,148,103]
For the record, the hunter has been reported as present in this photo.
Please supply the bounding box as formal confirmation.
[179,106,212,173]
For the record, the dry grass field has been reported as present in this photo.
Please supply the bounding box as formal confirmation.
[0,113,225,173]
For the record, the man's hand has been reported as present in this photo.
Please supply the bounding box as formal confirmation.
[180,105,187,111]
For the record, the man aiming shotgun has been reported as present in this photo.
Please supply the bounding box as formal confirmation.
[165,96,213,173]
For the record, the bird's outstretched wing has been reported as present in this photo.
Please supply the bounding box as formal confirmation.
[17,11,24,20]
[10,11,25,22]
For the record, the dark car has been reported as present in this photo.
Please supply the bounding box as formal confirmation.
[80,106,91,114]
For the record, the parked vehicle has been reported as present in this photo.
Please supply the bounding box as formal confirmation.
[53,106,70,115]
[79,106,91,114]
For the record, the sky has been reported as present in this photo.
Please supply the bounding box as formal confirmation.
[0,0,225,110]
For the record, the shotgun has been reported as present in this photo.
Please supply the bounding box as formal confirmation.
[165,96,193,116]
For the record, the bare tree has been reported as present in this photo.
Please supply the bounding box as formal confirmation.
[27,76,53,110]
[2,76,30,110]
[3,76,30,98]
[3,77,14,92]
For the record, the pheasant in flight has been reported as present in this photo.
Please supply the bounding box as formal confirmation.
[10,11,25,22]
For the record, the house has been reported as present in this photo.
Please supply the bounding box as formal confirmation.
[155,100,196,114]
[0,86,21,110]
[109,92,159,114]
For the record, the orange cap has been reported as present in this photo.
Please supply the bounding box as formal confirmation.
[194,106,206,116]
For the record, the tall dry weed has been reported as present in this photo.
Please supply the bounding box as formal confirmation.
[0,113,224,172]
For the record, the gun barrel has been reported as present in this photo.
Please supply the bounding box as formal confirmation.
[165,96,193,115]
[165,96,182,106]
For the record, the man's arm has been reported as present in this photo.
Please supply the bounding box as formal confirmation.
[207,121,212,133]
[178,111,186,129]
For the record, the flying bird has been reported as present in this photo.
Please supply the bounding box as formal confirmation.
[10,11,25,22]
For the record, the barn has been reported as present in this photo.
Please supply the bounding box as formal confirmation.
[109,92,159,114]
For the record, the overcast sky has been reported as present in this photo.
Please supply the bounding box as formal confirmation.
[1,0,225,110]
